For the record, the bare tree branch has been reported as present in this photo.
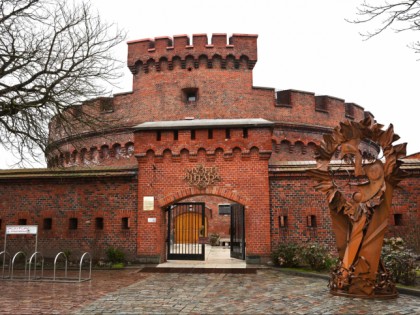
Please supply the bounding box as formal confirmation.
[349,0,420,55]
[0,0,126,166]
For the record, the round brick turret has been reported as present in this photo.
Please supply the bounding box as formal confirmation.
[47,33,378,167]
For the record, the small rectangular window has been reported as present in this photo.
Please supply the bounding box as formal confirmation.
[243,128,248,139]
[43,218,52,230]
[225,128,231,139]
[156,131,161,141]
[218,205,231,215]
[18,218,27,225]
[394,214,403,226]
[279,215,288,228]
[95,217,104,230]
[208,129,213,139]
[183,88,198,103]
[191,130,196,140]
[173,130,178,141]
[69,218,78,230]
[307,215,316,227]
[122,217,130,230]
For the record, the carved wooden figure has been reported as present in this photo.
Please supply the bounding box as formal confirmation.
[309,117,406,298]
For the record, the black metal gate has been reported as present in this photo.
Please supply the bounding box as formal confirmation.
[167,203,205,260]
[230,204,245,260]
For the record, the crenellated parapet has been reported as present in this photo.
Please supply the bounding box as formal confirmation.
[127,33,258,74]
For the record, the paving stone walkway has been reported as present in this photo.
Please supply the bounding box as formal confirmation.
[0,269,419,314]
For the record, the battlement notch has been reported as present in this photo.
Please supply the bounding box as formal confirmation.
[127,33,258,74]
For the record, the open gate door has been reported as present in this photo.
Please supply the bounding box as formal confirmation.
[167,203,206,261]
[230,204,245,260]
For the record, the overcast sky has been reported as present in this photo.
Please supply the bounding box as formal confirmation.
[1,0,419,168]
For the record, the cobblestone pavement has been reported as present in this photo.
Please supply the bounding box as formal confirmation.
[0,269,419,314]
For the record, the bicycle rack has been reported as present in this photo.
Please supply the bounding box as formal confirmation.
[11,251,27,280]
[0,251,11,279]
[79,252,92,282]
[53,252,68,281]
[28,252,44,280]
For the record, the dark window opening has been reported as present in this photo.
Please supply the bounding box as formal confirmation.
[0,219,2,230]
[173,130,178,141]
[100,98,114,112]
[218,204,231,215]
[279,215,288,228]
[73,105,82,118]
[18,219,27,225]
[208,129,213,139]
[307,215,316,227]
[156,131,161,141]
[69,218,78,230]
[43,218,52,230]
[243,128,248,138]
[95,217,104,230]
[225,128,231,139]
[182,88,198,103]
[191,130,196,140]
[345,103,355,119]
[394,214,403,226]
[122,217,130,230]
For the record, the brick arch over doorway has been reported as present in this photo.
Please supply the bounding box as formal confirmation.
[157,187,248,209]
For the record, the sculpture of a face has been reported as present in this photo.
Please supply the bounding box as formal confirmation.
[339,139,385,206]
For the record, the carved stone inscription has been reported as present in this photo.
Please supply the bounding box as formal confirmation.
[184,164,221,189]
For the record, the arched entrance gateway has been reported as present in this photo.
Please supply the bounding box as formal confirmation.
[133,119,273,264]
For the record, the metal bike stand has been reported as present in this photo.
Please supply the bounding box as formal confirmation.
[53,252,68,281]
[28,252,44,280]
[11,251,27,280]
[79,252,92,282]
[0,251,11,279]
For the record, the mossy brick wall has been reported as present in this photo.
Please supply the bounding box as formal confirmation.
[0,176,138,260]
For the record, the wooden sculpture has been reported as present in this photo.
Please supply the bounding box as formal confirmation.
[309,117,406,298]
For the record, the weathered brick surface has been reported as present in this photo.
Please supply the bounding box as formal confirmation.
[0,176,138,260]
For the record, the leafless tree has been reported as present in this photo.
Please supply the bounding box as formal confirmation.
[0,0,126,166]
[350,0,420,55]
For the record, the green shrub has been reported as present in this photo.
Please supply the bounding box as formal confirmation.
[381,237,417,285]
[105,247,126,264]
[271,243,301,267]
[300,243,333,271]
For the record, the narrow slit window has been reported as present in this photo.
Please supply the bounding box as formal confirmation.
[95,217,104,230]
[225,128,231,139]
[156,131,161,141]
[208,129,213,139]
[243,128,248,138]
[43,218,52,230]
[69,218,78,230]
[279,215,288,228]
[122,217,130,230]
[394,214,403,226]
[307,215,316,227]
[191,130,196,140]
[173,130,178,141]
